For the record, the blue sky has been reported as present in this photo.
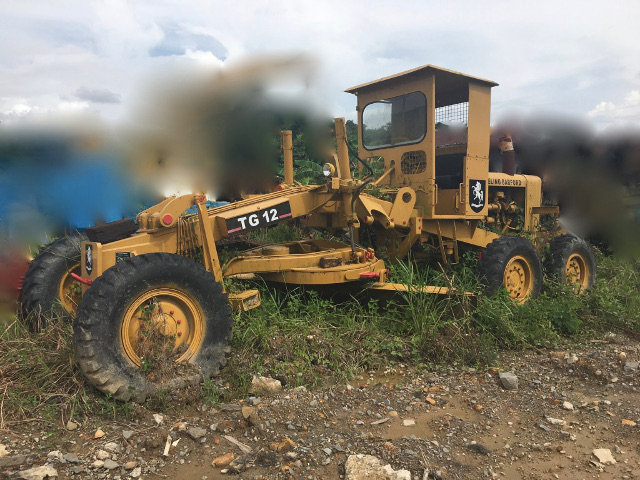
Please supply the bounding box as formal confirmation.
[2,0,640,130]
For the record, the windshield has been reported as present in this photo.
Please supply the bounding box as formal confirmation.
[362,91,426,150]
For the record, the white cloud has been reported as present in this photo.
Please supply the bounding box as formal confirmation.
[588,90,640,127]
[2,0,640,128]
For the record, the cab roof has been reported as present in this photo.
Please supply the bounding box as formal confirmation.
[345,64,498,96]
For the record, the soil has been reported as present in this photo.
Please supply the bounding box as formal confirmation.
[2,335,640,480]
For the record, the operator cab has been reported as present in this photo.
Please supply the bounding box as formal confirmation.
[346,65,497,218]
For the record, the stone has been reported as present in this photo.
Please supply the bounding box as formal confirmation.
[345,454,410,480]
[592,448,616,464]
[17,465,58,480]
[251,375,282,395]
[94,429,105,439]
[241,406,259,426]
[66,420,78,431]
[153,414,164,425]
[0,455,27,467]
[270,438,296,453]
[622,419,637,426]
[567,354,579,365]
[545,416,566,425]
[103,458,119,470]
[63,453,81,463]
[122,430,134,440]
[131,466,142,478]
[92,460,105,468]
[624,361,639,372]
[466,443,491,455]
[104,442,120,453]
[562,401,574,411]
[124,461,137,470]
[211,452,235,467]
[187,426,207,440]
[402,419,415,427]
[499,372,518,390]
[96,450,110,460]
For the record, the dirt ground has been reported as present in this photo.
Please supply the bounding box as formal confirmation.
[2,334,640,480]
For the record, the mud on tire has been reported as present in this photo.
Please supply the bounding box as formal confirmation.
[547,234,596,292]
[20,234,85,331]
[73,253,232,402]
[479,236,543,303]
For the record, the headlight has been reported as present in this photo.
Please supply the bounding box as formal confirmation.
[322,163,335,177]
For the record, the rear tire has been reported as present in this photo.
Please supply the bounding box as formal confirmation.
[479,236,543,303]
[547,234,596,292]
[20,234,85,331]
[73,253,232,402]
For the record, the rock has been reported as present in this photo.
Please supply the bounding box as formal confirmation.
[104,442,120,453]
[131,466,142,478]
[562,401,574,411]
[124,461,137,470]
[323,448,332,455]
[621,419,637,426]
[47,451,62,461]
[241,406,259,426]
[103,459,119,470]
[122,430,134,440]
[499,372,518,390]
[92,460,105,468]
[466,443,491,455]
[592,448,616,464]
[0,444,7,458]
[187,426,207,440]
[402,419,415,427]
[0,455,27,467]
[270,438,296,453]
[212,452,235,467]
[567,354,579,364]
[17,465,58,480]
[624,360,639,372]
[545,416,566,425]
[345,454,410,480]
[66,420,78,431]
[94,429,105,439]
[96,449,110,460]
[153,413,164,425]
[251,375,282,395]
[63,453,80,463]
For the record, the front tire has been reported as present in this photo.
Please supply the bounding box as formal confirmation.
[73,253,232,402]
[547,234,596,292]
[479,236,543,303]
[20,234,85,331]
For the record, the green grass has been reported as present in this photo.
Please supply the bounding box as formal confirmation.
[2,248,640,422]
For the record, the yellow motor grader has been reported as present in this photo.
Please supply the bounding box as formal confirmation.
[21,65,596,401]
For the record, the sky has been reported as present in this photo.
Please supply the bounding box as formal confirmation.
[2,0,640,131]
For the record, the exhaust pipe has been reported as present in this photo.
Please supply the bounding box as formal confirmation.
[499,136,515,176]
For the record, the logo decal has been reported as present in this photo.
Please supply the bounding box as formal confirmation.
[469,180,486,213]
[85,245,93,275]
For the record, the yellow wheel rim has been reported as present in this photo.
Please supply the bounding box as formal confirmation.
[58,264,82,316]
[503,255,534,303]
[565,253,590,291]
[121,288,205,368]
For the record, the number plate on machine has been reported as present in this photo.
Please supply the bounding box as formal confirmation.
[225,202,292,235]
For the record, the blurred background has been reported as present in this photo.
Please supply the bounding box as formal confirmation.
[2,0,640,315]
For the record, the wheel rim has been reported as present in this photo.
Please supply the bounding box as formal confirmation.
[565,253,590,291]
[503,255,534,302]
[121,288,205,368]
[58,264,82,316]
